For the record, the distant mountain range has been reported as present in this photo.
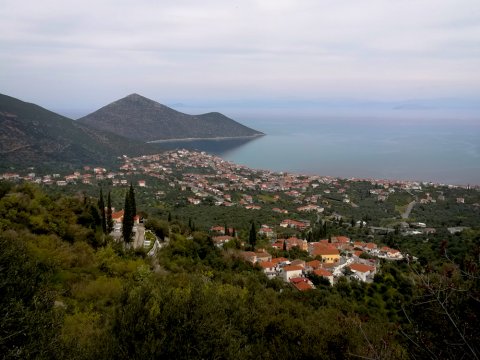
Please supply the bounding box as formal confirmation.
[78,93,264,142]
[0,93,263,170]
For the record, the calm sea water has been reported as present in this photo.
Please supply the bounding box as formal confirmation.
[157,117,480,185]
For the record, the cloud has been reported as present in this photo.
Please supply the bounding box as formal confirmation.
[0,0,479,111]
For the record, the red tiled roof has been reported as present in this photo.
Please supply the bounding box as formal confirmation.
[349,263,375,273]
[112,210,124,220]
[312,246,339,256]
[259,261,275,269]
[283,265,303,272]
[271,257,288,264]
[293,282,313,291]
[313,268,333,277]
[335,236,350,243]
[306,260,322,269]
[213,235,233,242]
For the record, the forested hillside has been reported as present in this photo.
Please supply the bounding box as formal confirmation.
[1,181,479,359]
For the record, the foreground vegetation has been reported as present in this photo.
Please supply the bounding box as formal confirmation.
[1,181,479,359]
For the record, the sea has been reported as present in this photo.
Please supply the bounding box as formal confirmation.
[154,113,480,186]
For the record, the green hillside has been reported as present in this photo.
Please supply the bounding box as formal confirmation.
[0,94,162,171]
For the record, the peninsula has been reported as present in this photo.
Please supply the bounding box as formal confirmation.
[78,93,264,142]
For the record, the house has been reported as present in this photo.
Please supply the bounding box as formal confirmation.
[187,197,201,205]
[349,263,376,282]
[297,205,324,213]
[281,265,303,282]
[280,219,309,230]
[290,277,314,291]
[138,180,146,187]
[210,225,226,234]
[255,251,272,263]
[112,210,125,223]
[309,244,340,263]
[241,251,257,264]
[212,235,233,246]
[259,261,277,278]
[258,225,274,238]
[305,259,322,271]
[285,237,308,251]
[380,246,402,259]
[332,236,350,244]
[271,257,289,266]
[313,268,334,285]
[290,259,306,268]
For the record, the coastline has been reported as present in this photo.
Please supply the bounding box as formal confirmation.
[147,133,265,143]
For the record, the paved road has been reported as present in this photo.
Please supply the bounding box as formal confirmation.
[133,224,145,249]
[402,201,416,219]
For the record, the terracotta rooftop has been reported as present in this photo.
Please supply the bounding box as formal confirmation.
[349,263,375,273]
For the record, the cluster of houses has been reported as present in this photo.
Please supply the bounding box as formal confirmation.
[0,167,147,188]
[206,224,403,291]
[239,241,379,291]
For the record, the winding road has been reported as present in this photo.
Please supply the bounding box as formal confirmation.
[401,200,416,219]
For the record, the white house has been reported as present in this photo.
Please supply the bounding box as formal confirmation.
[349,263,376,282]
[281,265,303,282]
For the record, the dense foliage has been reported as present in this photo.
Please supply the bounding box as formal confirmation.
[1,182,479,359]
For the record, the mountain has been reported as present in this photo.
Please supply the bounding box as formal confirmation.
[78,94,264,142]
[0,94,161,171]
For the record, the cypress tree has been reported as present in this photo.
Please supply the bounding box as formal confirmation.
[107,191,113,233]
[98,188,107,234]
[248,222,257,250]
[122,189,134,242]
[129,184,136,219]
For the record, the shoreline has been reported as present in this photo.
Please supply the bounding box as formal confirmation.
[147,133,265,143]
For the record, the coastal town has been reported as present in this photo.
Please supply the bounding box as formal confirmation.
[2,149,479,290]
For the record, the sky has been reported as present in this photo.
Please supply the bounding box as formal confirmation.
[1,0,480,118]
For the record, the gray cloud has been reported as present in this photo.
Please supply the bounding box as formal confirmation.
[0,0,479,113]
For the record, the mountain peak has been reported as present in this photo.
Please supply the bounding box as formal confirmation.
[78,95,263,142]
[122,93,154,103]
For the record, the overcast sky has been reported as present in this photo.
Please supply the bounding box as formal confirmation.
[1,0,479,116]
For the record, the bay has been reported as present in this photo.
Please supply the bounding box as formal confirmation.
[157,117,480,186]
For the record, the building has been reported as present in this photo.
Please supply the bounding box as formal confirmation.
[281,265,303,282]
[349,263,376,282]
[309,244,340,264]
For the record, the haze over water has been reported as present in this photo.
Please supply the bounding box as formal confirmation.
[158,111,480,186]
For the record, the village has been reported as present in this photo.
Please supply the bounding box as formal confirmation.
[2,148,478,292]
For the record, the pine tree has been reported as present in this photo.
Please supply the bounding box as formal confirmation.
[168,212,172,222]
[107,191,113,234]
[98,188,107,234]
[283,239,287,251]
